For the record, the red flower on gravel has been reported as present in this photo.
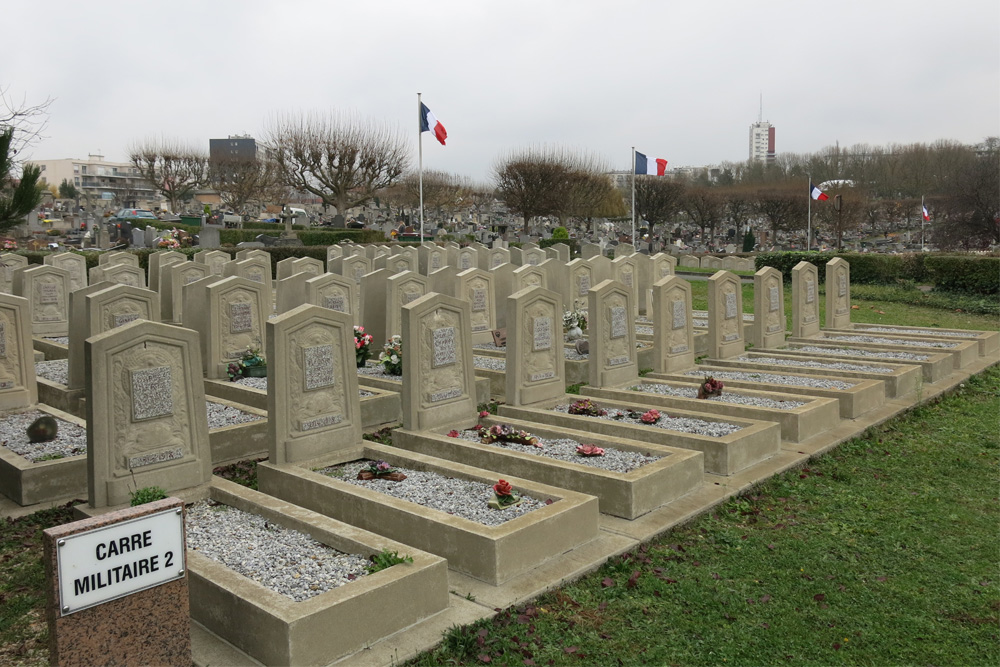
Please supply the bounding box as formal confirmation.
[447,430,460,437]
[493,479,513,497]
[576,444,605,457]
[640,409,661,424]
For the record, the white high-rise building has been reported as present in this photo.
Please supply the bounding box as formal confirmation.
[749,120,775,163]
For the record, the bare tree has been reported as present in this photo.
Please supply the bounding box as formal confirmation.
[632,176,686,232]
[0,86,52,165]
[681,186,724,246]
[752,185,806,245]
[207,155,283,216]
[263,112,410,215]
[0,88,49,231]
[128,138,207,213]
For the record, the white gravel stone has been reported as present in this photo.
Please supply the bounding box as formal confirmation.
[552,404,742,437]
[854,326,979,339]
[234,376,374,397]
[635,325,653,335]
[314,460,546,526]
[453,427,660,473]
[44,337,69,345]
[630,382,805,409]
[474,356,506,371]
[693,310,754,321]
[473,343,507,352]
[823,334,958,349]
[1,409,88,462]
[738,355,894,374]
[793,346,930,361]
[35,359,69,385]
[185,500,370,602]
[684,369,856,390]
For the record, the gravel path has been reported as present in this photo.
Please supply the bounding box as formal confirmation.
[314,460,546,526]
[853,326,979,339]
[454,428,660,473]
[552,404,741,437]
[792,346,930,361]
[693,311,754,321]
[1,410,88,462]
[823,334,957,349]
[630,382,805,409]
[739,355,894,374]
[185,500,369,602]
[235,376,374,397]
[35,360,69,384]
[684,369,855,390]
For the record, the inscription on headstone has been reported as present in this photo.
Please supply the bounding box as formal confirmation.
[669,344,688,354]
[303,344,335,391]
[471,288,487,312]
[460,255,471,269]
[578,275,590,296]
[723,333,740,342]
[430,387,461,402]
[769,286,780,312]
[431,254,441,270]
[622,271,633,287]
[806,280,815,304]
[530,370,555,381]
[610,306,627,339]
[113,313,140,328]
[247,269,265,284]
[38,283,60,304]
[431,327,457,368]
[725,292,737,319]
[532,316,552,351]
[324,295,347,312]
[608,355,630,366]
[131,366,173,421]
[839,275,847,297]
[491,255,503,269]
[402,289,422,305]
[230,302,253,333]
[300,414,343,431]
[129,448,183,469]
[672,299,686,329]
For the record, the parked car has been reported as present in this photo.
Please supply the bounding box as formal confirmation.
[110,209,159,223]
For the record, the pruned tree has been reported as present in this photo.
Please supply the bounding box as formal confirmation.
[0,86,52,162]
[933,138,1000,249]
[632,176,686,231]
[752,185,806,245]
[0,127,42,231]
[207,155,283,216]
[263,112,410,215]
[128,138,207,213]
[564,170,625,222]
[681,186,724,246]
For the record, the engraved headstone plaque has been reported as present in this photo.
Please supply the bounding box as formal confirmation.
[230,302,253,333]
[131,366,173,421]
[303,344,335,391]
[671,299,686,329]
[431,254,441,270]
[839,275,847,297]
[769,286,780,312]
[38,283,60,304]
[532,316,552,351]
[431,327,457,368]
[578,274,590,296]
[806,280,815,304]
[491,255,503,269]
[622,271,633,287]
[402,289,422,305]
[610,306,627,339]
[460,255,471,269]
[324,295,347,313]
[725,292,737,319]
[247,269,265,284]
[471,288,487,312]
[113,313,140,328]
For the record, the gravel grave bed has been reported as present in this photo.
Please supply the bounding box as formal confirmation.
[473,343,507,352]
[314,460,545,526]
[44,337,69,345]
[1,409,88,462]
[552,404,741,437]
[235,376,374,397]
[185,500,369,602]
[630,382,805,409]
[792,346,930,361]
[356,364,401,380]
[636,325,653,335]
[474,356,506,371]
[565,349,588,361]
[453,427,660,473]
[35,359,69,384]
[684,369,856,390]
[823,334,958,349]
[738,355,894,374]
[854,326,979,339]
[693,311,754,321]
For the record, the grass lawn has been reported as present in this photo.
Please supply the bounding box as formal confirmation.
[409,366,1000,666]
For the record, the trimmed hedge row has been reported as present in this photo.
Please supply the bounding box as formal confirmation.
[218,229,384,246]
[755,252,999,296]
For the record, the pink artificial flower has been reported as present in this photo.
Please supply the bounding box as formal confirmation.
[576,444,605,457]
[447,430,460,437]
[479,410,490,418]
[640,409,661,424]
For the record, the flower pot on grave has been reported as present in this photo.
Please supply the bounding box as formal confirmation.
[356,353,370,368]
[243,365,268,378]
[565,326,584,341]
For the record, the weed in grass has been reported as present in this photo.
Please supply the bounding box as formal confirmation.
[34,453,64,461]
[366,549,413,574]
[212,457,265,490]
[565,382,587,395]
[363,427,394,446]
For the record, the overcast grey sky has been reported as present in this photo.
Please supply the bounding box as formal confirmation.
[6,0,998,182]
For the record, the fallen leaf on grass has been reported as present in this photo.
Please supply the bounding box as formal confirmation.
[814,593,826,602]
[478,654,491,663]
[760,594,772,603]
[563,646,579,654]
[601,578,615,588]
[627,571,641,589]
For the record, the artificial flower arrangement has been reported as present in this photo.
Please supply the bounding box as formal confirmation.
[480,424,542,448]
[227,344,266,380]
[567,398,606,417]
[354,325,374,367]
[639,409,662,425]
[357,459,407,482]
[562,309,588,333]
[378,335,403,376]
[576,444,605,457]
[697,376,725,399]
[488,479,522,509]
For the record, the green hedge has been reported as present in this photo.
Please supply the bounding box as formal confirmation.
[924,256,1000,296]
[218,229,384,246]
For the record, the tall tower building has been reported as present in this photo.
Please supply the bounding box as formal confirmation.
[749,97,775,163]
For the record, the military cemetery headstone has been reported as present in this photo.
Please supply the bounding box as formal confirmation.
[43,498,190,666]
[791,261,820,338]
[652,276,695,374]
[752,266,785,349]
[44,252,88,293]
[825,257,851,330]
[85,319,212,508]
[144,226,157,248]
[678,255,699,269]
[522,247,545,266]
[613,243,635,258]
[131,226,146,248]
[97,251,138,268]
[147,250,186,293]
[580,242,601,260]
[235,248,270,263]
[428,266,459,297]
[701,255,723,270]
[612,255,640,320]
[267,305,361,464]
[549,242,571,263]
[185,276,268,380]
[457,247,477,270]
[305,272,357,325]
[161,261,210,323]
[457,268,496,344]
[0,292,38,410]
[89,262,146,289]
[69,284,160,391]
[505,286,565,406]
[400,292,477,431]
[224,256,273,311]
[0,253,29,294]
[707,270,746,359]
[13,264,71,336]
[488,247,510,270]
[193,249,230,276]
[275,272,310,315]
[567,259,594,312]
[588,279,639,388]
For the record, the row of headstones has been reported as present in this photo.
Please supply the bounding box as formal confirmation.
[677,254,756,272]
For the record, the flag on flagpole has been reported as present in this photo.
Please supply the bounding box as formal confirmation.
[922,205,930,221]
[419,103,447,146]
[635,151,668,176]
[810,182,829,201]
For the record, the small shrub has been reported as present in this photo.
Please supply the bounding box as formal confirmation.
[130,486,167,506]
[366,549,413,574]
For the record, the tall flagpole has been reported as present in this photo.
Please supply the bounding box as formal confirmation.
[417,92,425,242]
[921,195,925,251]
[806,173,812,252]
[631,147,636,247]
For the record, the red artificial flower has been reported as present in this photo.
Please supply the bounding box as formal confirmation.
[493,479,513,497]
[447,430,460,437]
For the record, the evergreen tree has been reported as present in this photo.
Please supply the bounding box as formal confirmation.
[0,127,42,232]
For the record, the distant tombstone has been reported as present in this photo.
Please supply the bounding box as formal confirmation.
[0,254,29,294]
[235,248,270,263]
[325,245,343,269]
[614,243,635,258]
[291,256,324,277]
[85,319,211,508]
[13,264,71,336]
[225,256,273,308]
[707,270,745,359]
[194,249,230,276]
[131,227,147,248]
[267,305,361,464]
[549,243,571,263]
[652,276,695,373]
[381,271,428,348]
[725,244,737,254]
[161,261,210,323]
[185,276,268,379]
[522,247,545,266]
[69,284,160,391]
[612,255,639,321]
[400,292,476,431]
[580,242,601,260]
[148,250,186,293]
[44,252,88,293]
[566,259,594,312]
[0,292,38,411]
[505,286,564,407]
[90,263,146,289]
[331,214,345,228]
[275,257,300,281]
[457,268,495,344]
[791,261,820,338]
[588,279,638,388]
[144,225,157,248]
[305,272,357,325]
[753,267,785,349]
[98,251,138,268]
[457,247,477,271]
[488,247,510,270]
[825,258,851,330]
[275,272,310,315]
[701,256,723,270]
[721,256,743,271]
[678,255,699,268]
[199,224,221,249]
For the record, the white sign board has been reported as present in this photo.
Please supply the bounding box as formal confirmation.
[56,507,185,614]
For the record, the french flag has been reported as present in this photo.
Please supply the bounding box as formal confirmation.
[810,182,829,201]
[635,151,668,175]
[420,103,447,146]
[922,205,930,221]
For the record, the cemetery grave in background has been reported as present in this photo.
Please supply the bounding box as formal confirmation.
[0,240,996,666]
